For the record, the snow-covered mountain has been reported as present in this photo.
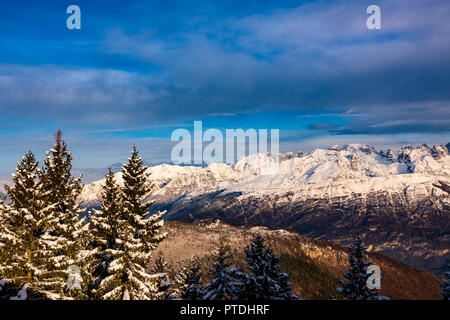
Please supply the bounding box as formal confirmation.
[79,143,450,273]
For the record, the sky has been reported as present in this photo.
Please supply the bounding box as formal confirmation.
[0,0,449,176]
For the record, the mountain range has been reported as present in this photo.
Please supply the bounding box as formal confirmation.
[78,143,450,274]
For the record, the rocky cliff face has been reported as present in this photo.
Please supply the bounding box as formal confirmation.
[79,143,450,274]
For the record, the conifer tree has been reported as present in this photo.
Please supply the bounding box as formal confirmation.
[39,130,90,299]
[88,169,124,298]
[95,146,166,300]
[242,234,297,300]
[5,152,42,212]
[441,261,450,300]
[0,151,52,298]
[153,272,172,300]
[175,258,204,300]
[337,237,379,300]
[150,252,174,300]
[121,146,164,253]
[203,244,242,300]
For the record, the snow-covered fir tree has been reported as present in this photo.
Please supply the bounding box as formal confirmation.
[153,272,172,300]
[175,258,204,300]
[150,252,179,299]
[88,168,124,299]
[95,147,166,300]
[121,146,165,255]
[242,233,297,300]
[151,252,174,299]
[441,261,450,300]
[0,151,54,298]
[337,236,379,300]
[203,244,242,300]
[38,130,90,299]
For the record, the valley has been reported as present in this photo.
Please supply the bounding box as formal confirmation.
[80,143,450,275]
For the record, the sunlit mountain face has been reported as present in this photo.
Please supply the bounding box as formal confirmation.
[79,143,450,275]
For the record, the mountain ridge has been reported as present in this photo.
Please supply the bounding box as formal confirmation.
[155,219,442,299]
[79,143,450,274]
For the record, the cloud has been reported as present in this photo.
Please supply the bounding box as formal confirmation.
[307,101,450,135]
[2,1,449,131]
[0,64,171,126]
[0,0,449,176]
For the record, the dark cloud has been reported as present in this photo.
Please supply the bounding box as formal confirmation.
[0,0,449,176]
[1,0,449,136]
[330,120,450,135]
[307,123,338,131]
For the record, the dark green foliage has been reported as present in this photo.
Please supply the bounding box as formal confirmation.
[241,234,297,300]
[194,236,339,300]
[277,251,340,299]
[88,168,124,298]
[5,151,42,212]
[203,244,242,300]
[93,147,166,300]
[121,146,164,259]
[337,237,379,300]
[38,130,89,299]
[41,130,83,217]
[175,258,204,300]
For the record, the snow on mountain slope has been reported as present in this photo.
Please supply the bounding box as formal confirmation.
[79,143,450,274]
[80,143,450,206]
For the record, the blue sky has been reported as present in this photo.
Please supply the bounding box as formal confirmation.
[0,0,449,176]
